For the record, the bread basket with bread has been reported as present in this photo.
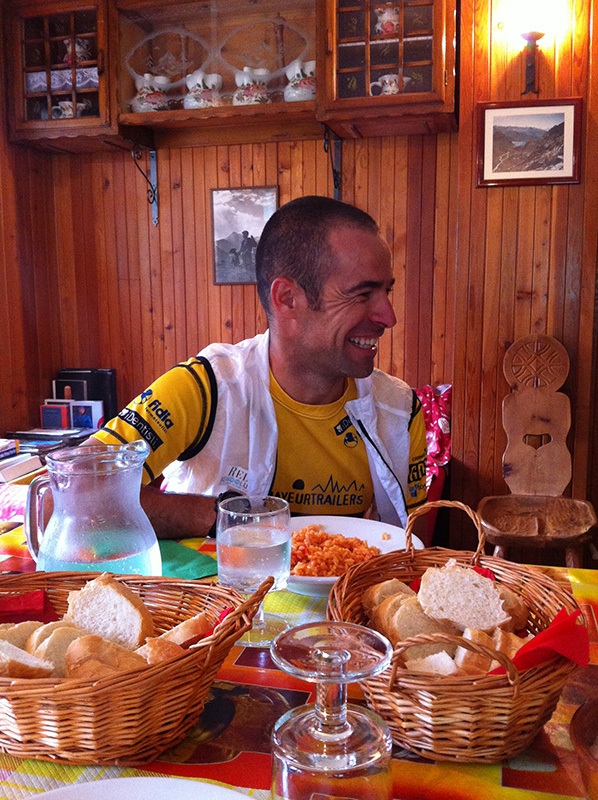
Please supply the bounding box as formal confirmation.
[328,500,585,764]
[0,571,272,765]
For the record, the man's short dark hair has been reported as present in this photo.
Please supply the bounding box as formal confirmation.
[255,196,379,317]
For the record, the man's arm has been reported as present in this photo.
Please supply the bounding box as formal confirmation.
[140,485,216,539]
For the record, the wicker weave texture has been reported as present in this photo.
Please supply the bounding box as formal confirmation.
[328,500,583,763]
[0,572,271,765]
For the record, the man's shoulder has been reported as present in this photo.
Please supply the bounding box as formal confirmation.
[371,369,412,395]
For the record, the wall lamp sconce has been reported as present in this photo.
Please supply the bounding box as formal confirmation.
[521,29,545,94]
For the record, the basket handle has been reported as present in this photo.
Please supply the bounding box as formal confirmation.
[405,500,486,563]
[388,632,521,693]
[208,577,275,642]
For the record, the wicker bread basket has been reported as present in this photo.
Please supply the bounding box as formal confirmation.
[328,500,584,763]
[0,571,272,766]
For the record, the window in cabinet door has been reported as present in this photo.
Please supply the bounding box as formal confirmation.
[21,9,100,121]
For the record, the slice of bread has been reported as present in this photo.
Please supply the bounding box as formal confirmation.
[362,578,415,614]
[65,574,154,649]
[33,626,84,678]
[405,651,459,676]
[418,559,511,633]
[496,585,528,631]
[0,640,54,679]
[26,619,78,655]
[159,612,212,647]
[0,620,43,650]
[385,596,460,660]
[370,593,413,638]
[454,628,494,675]
[136,637,185,665]
[65,634,149,679]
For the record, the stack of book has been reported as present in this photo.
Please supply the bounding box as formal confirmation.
[0,439,43,482]
[39,367,116,431]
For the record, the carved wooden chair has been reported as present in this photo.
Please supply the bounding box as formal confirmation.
[477,334,596,568]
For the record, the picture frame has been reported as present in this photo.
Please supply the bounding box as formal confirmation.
[476,98,582,188]
[211,186,278,284]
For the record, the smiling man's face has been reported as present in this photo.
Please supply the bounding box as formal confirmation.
[293,226,396,384]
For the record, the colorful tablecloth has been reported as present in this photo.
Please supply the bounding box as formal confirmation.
[0,531,595,799]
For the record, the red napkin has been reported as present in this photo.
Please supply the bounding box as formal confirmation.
[490,608,589,675]
[0,589,59,624]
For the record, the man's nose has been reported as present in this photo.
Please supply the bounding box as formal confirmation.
[372,293,397,329]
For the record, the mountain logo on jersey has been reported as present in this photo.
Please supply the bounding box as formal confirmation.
[277,475,365,511]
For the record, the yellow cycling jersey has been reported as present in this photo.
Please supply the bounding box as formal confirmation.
[95,356,428,514]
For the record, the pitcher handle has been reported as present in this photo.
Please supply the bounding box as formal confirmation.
[24,474,51,563]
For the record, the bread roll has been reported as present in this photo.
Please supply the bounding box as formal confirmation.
[490,628,534,669]
[418,559,511,633]
[136,637,185,665]
[0,620,43,650]
[0,640,53,678]
[362,578,415,615]
[66,574,154,649]
[454,628,494,675]
[370,593,412,638]
[405,651,459,676]
[65,634,148,679]
[384,596,460,660]
[34,626,84,678]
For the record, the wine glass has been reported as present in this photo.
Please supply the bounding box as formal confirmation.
[270,621,394,800]
[216,495,292,648]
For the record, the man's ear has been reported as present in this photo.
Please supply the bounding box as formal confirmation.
[270,277,305,317]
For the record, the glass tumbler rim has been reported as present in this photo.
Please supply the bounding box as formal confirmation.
[217,494,290,519]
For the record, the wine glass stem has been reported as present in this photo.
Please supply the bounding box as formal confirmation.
[252,599,266,631]
[313,682,352,740]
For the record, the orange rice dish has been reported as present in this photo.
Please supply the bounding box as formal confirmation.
[291,524,381,578]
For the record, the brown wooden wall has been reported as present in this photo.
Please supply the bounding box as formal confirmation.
[1,0,598,552]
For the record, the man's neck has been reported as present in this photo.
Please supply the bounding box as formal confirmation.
[269,345,346,405]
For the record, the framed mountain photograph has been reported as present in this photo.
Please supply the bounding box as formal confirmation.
[211,186,278,284]
[476,99,582,187]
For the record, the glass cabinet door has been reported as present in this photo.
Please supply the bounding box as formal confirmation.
[8,0,110,133]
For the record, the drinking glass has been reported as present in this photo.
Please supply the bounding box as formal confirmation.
[216,495,292,647]
[270,621,394,800]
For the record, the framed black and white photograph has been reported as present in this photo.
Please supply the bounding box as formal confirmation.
[212,186,278,284]
[476,99,582,187]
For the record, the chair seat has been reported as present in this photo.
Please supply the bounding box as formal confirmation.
[478,495,596,555]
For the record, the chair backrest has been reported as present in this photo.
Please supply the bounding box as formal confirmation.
[501,335,572,496]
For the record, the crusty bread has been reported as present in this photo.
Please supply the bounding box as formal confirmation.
[369,593,412,636]
[136,637,185,665]
[405,651,459,676]
[159,612,212,647]
[384,596,460,660]
[65,574,154,649]
[490,628,534,670]
[362,578,415,614]
[496,585,528,631]
[454,628,494,675]
[0,640,54,679]
[65,634,148,679]
[26,619,77,655]
[418,559,510,633]
[33,626,84,678]
[0,620,43,650]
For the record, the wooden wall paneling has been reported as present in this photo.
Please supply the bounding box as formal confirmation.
[241,143,258,339]
[157,149,178,366]
[432,134,450,387]
[260,141,278,334]
[440,133,459,385]
[76,154,102,367]
[276,140,293,209]
[513,188,535,339]
[145,150,166,384]
[547,189,569,342]
[377,137,397,378]
[133,148,156,398]
[191,147,210,360]
[228,144,245,346]
[215,145,233,345]
[351,139,370,219]
[179,147,198,360]
[389,137,408,382]
[203,147,222,351]
[404,136,423,388]
[418,134,437,387]
[530,187,552,333]
[169,147,189,366]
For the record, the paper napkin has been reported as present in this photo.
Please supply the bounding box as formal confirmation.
[158,540,218,580]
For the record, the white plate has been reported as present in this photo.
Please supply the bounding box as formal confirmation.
[38,777,247,799]
[288,515,423,598]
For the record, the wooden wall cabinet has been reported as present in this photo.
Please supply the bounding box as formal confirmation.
[4,0,152,152]
[3,0,457,150]
[316,0,458,136]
